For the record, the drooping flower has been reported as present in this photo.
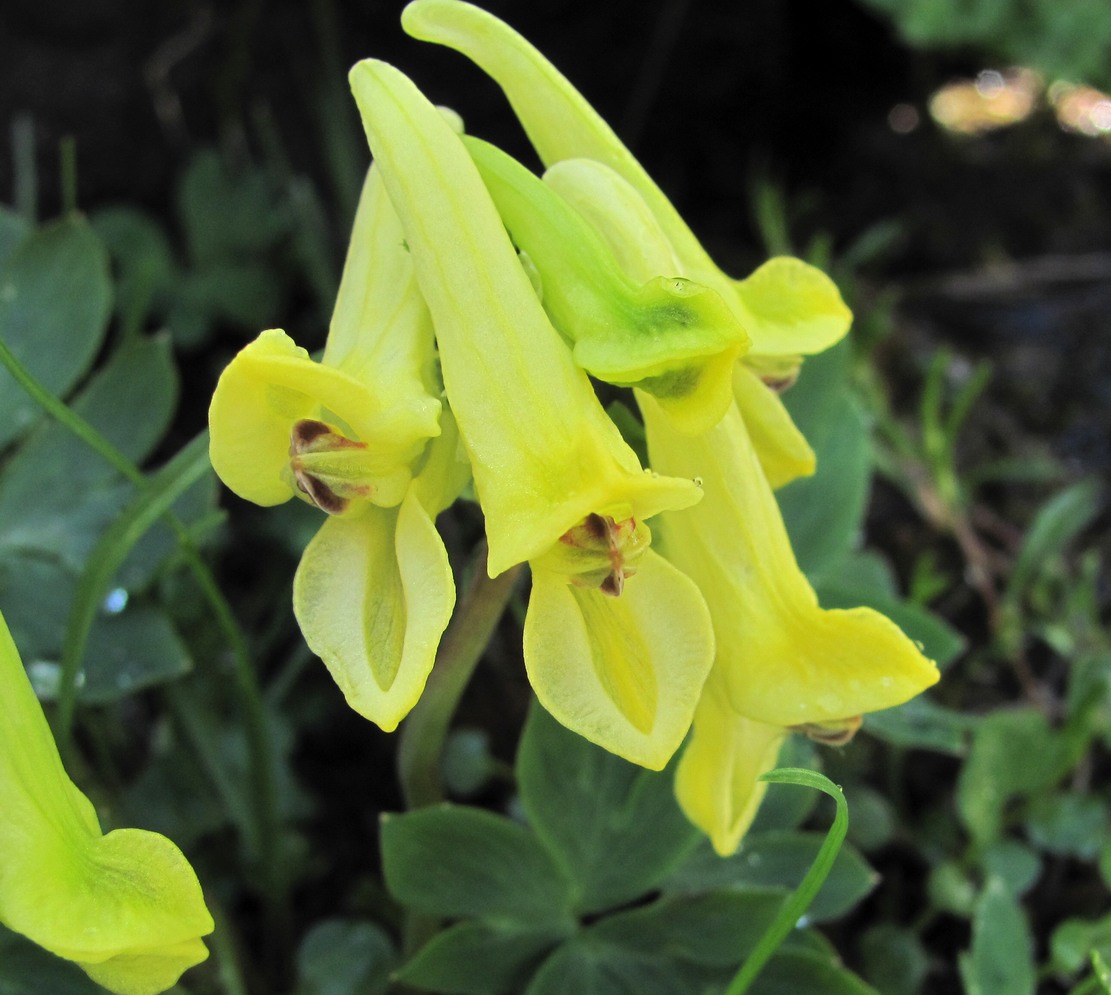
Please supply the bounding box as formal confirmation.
[0,609,213,995]
[462,134,749,434]
[641,386,937,850]
[401,0,850,481]
[348,58,715,769]
[209,164,460,732]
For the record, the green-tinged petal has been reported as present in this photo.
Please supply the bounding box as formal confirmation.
[733,256,853,361]
[733,363,815,489]
[642,395,938,727]
[675,680,786,855]
[293,491,455,732]
[523,549,714,770]
[403,2,851,382]
[464,136,745,433]
[349,59,702,577]
[0,612,212,995]
[543,158,680,285]
[324,164,441,409]
[208,328,436,509]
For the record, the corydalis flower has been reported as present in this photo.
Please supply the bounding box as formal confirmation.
[401,0,849,479]
[349,59,715,769]
[0,610,212,994]
[209,165,460,732]
[463,135,748,434]
[644,389,939,852]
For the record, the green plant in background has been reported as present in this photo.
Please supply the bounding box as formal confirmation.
[855,0,1111,91]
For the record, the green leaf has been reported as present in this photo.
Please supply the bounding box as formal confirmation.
[296,919,396,995]
[980,840,1041,897]
[590,890,788,968]
[0,214,112,447]
[524,938,694,995]
[778,393,871,582]
[777,341,872,581]
[515,701,699,915]
[859,924,928,995]
[381,805,574,923]
[1007,480,1102,604]
[77,606,193,703]
[747,948,880,995]
[667,830,876,923]
[0,924,103,995]
[90,206,177,334]
[1051,913,1111,975]
[958,877,1034,995]
[398,921,566,994]
[956,709,1072,847]
[0,207,30,268]
[55,432,211,739]
[0,335,180,570]
[177,151,290,265]
[864,695,973,756]
[1093,949,1111,993]
[0,552,75,666]
[1025,792,1109,859]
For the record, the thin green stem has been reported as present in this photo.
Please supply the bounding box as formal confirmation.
[724,768,850,995]
[59,135,78,215]
[397,545,523,809]
[206,895,253,995]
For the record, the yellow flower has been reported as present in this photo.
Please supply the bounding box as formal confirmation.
[0,610,212,995]
[208,165,458,732]
[348,59,715,769]
[463,135,749,434]
[401,0,851,482]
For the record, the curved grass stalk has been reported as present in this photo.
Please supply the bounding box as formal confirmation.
[724,767,850,995]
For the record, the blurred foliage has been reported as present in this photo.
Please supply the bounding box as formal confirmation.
[857,0,1111,89]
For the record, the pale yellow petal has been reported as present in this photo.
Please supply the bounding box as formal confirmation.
[675,681,786,856]
[642,394,938,727]
[523,549,714,770]
[733,256,852,359]
[293,492,455,732]
[732,363,815,489]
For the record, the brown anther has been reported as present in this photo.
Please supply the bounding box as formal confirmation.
[288,418,372,515]
[790,715,863,747]
[760,372,799,394]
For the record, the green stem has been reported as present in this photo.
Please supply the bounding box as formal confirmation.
[0,335,284,918]
[724,768,850,995]
[397,545,523,809]
[60,135,78,215]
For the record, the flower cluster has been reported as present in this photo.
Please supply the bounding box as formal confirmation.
[209,0,938,855]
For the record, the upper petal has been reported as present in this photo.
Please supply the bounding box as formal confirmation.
[208,328,437,509]
[733,256,853,360]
